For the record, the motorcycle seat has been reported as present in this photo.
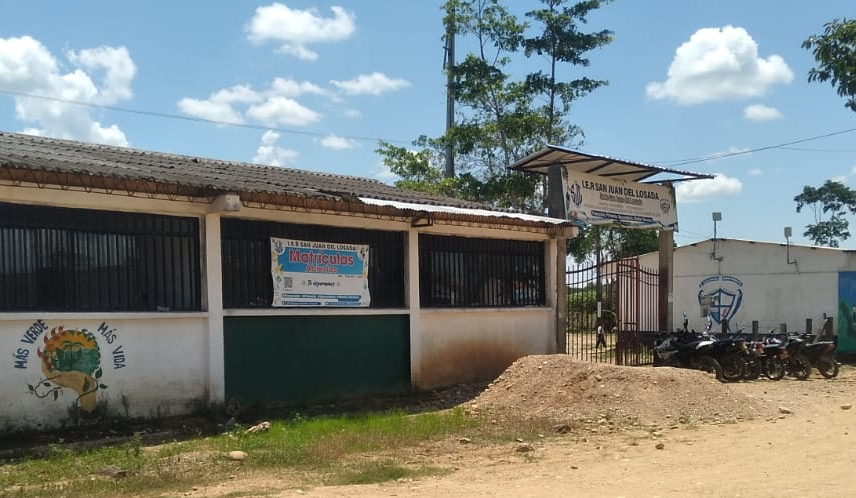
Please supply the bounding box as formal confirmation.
[674,341,703,352]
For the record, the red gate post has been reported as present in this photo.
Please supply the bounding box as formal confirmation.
[635,260,641,365]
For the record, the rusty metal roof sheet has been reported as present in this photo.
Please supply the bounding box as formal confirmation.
[0,131,570,229]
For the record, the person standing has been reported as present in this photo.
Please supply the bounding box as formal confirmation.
[596,320,607,349]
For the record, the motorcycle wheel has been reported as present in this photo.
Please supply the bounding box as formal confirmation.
[815,355,839,379]
[692,355,723,381]
[743,355,762,381]
[718,353,746,383]
[789,355,812,381]
[762,358,785,381]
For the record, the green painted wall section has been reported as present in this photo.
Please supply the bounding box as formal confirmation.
[838,272,856,354]
[224,315,410,407]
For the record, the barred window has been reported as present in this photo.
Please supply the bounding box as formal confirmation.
[221,218,405,308]
[419,234,546,308]
[0,202,201,312]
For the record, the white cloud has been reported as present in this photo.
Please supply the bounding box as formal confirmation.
[342,108,361,118]
[177,98,244,123]
[0,35,135,146]
[747,168,763,176]
[319,134,357,150]
[815,165,856,184]
[177,84,265,124]
[373,164,398,183]
[270,77,326,97]
[675,174,743,203]
[744,104,782,121]
[66,46,135,104]
[210,84,264,104]
[646,26,793,104]
[246,96,320,126]
[246,3,356,61]
[178,79,323,126]
[253,130,298,166]
[714,146,751,158]
[330,72,410,96]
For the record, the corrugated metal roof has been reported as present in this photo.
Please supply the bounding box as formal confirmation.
[509,145,714,183]
[0,131,570,229]
[358,197,566,225]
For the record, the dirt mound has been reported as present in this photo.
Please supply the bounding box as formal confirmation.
[468,355,773,426]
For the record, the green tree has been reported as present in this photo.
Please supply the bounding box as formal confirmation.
[803,18,856,112]
[524,0,612,144]
[794,180,856,247]
[567,225,660,264]
[377,0,613,213]
[376,138,459,197]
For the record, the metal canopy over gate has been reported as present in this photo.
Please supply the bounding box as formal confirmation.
[511,146,713,364]
[509,145,713,183]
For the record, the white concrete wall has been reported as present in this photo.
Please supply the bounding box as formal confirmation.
[414,308,555,389]
[1,182,564,432]
[1,315,208,432]
[407,232,561,389]
[640,239,856,333]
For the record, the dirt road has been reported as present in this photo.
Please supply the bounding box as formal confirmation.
[205,365,856,498]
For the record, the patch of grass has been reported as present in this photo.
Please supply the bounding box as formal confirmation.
[0,408,481,498]
[209,407,478,469]
[469,411,559,445]
[0,433,211,498]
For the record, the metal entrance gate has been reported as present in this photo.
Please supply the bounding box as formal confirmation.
[565,257,660,365]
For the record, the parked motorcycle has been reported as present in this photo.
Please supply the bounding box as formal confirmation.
[773,335,812,380]
[653,333,723,381]
[677,326,746,383]
[802,338,839,378]
[759,340,788,380]
[742,341,764,381]
[704,334,747,383]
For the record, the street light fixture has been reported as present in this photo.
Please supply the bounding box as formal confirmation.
[711,212,723,261]
[784,226,796,265]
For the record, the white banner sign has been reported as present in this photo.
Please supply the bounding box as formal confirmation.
[270,238,370,307]
[563,170,677,230]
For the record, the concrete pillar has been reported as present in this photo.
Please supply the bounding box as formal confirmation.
[555,236,568,354]
[407,229,422,389]
[658,229,674,332]
[203,212,225,406]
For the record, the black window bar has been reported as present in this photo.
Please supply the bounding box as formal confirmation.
[419,234,546,308]
[221,218,406,308]
[0,201,201,312]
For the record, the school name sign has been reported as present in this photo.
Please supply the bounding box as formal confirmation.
[271,238,371,307]
[563,170,677,230]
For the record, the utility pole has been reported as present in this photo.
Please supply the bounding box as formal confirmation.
[443,5,455,178]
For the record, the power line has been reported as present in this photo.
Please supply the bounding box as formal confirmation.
[0,88,411,145]
[657,127,856,166]
[778,146,856,153]
[3,87,855,161]
[675,228,710,239]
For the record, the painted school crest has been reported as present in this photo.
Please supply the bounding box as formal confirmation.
[698,275,743,324]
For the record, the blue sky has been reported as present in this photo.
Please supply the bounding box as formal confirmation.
[1,1,854,248]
